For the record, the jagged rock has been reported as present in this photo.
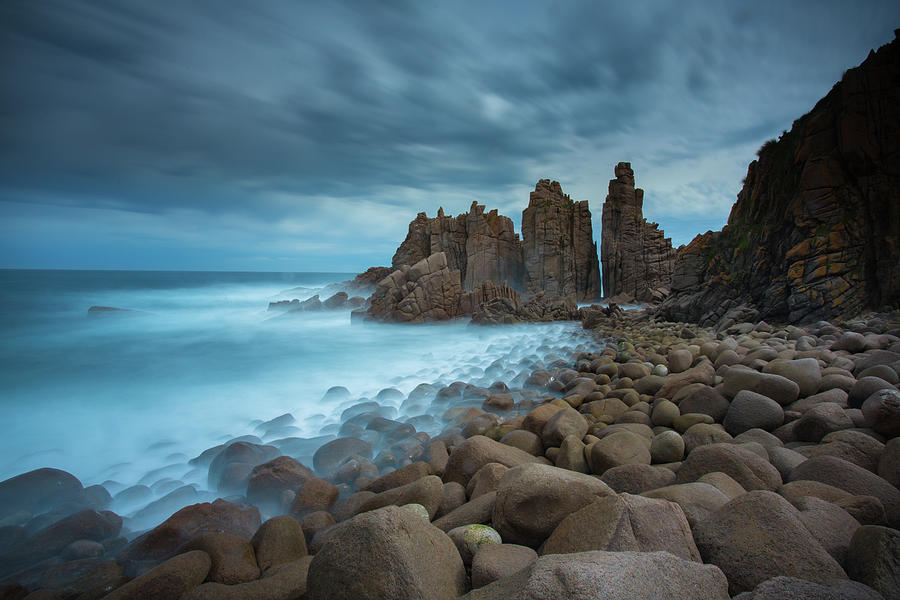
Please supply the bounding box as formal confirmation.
[521,179,601,302]
[658,33,900,325]
[391,203,523,292]
[601,162,675,302]
[460,281,522,317]
[367,252,463,323]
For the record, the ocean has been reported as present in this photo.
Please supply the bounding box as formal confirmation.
[0,269,592,523]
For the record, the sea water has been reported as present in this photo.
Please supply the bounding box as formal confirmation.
[0,270,593,504]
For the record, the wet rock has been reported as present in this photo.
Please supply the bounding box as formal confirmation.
[179,533,259,585]
[289,477,338,518]
[305,506,465,600]
[246,456,315,511]
[312,437,372,476]
[251,515,307,574]
[102,550,210,600]
[0,468,84,518]
[118,500,260,574]
[207,442,280,492]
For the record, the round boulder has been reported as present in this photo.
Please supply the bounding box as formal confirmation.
[723,390,784,436]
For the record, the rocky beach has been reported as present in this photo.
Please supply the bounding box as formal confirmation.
[1,10,900,600]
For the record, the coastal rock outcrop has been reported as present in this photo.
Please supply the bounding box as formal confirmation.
[601,162,675,302]
[367,252,464,323]
[392,202,523,292]
[521,179,601,302]
[658,32,900,326]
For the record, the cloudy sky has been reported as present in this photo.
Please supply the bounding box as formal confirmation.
[1,1,898,272]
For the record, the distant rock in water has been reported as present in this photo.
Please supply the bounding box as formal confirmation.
[87,306,138,316]
[601,162,675,303]
[522,179,602,303]
[658,32,900,327]
[392,201,524,292]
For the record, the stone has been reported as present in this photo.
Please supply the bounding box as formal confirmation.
[521,404,563,435]
[542,493,700,561]
[862,388,900,437]
[600,463,676,494]
[182,557,312,600]
[763,358,822,397]
[541,407,587,447]
[878,438,900,488]
[251,515,307,574]
[849,376,897,408]
[432,491,496,532]
[697,472,747,500]
[498,430,543,456]
[650,400,680,427]
[11,509,121,569]
[789,456,900,528]
[102,550,211,600]
[467,463,508,499]
[0,468,83,517]
[447,524,502,565]
[442,435,544,486]
[522,179,601,301]
[682,423,733,453]
[246,456,315,511]
[312,437,372,476]
[492,463,614,547]
[305,506,466,600]
[845,525,900,600]
[693,490,847,595]
[588,431,650,475]
[460,550,729,600]
[363,462,430,494]
[794,402,854,442]
[118,500,261,573]
[656,362,717,399]
[289,477,338,518]
[179,533,259,585]
[794,495,860,565]
[601,163,675,302]
[677,443,782,491]
[724,390,785,435]
[470,544,537,589]
[734,576,883,600]
[723,369,800,406]
[769,446,808,480]
[555,434,588,473]
[642,482,731,527]
[650,430,684,463]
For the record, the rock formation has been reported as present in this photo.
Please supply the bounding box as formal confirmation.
[368,252,463,323]
[521,180,602,302]
[391,202,523,292]
[658,32,900,326]
[601,163,676,302]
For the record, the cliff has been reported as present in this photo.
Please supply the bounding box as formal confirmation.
[658,32,900,327]
[600,162,675,302]
[521,179,602,302]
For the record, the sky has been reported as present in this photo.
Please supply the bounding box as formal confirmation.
[1,1,898,272]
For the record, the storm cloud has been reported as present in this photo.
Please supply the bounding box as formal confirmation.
[2,0,898,270]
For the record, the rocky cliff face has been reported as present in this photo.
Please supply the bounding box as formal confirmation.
[600,162,675,302]
[658,32,900,327]
[391,202,523,292]
[521,180,601,302]
[368,252,463,323]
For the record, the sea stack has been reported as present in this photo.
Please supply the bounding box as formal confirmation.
[521,179,601,302]
[600,162,676,302]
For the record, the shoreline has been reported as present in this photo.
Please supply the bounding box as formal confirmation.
[0,308,897,597]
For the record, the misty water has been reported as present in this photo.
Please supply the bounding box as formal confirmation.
[0,269,595,529]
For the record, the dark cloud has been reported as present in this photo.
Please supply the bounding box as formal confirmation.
[1,0,899,269]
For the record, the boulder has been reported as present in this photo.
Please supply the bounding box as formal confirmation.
[467,463,508,499]
[363,462,430,494]
[677,443,782,491]
[251,515,307,574]
[642,482,730,527]
[676,385,730,422]
[432,491,496,533]
[442,435,544,486]
[312,438,372,476]
[470,544,537,589]
[305,506,466,600]
[179,533,259,585]
[289,477,339,518]
[733,576,883,600]
[492,463,614,547]
[541,493,700,561]
[587,431,650,475]
[447,524,502,565]
[461,550,729,600]
[862,388,900,437]
[723,369,799,406]
[540,407,587,447]
[794,496,860,565]
[723,390,784,435]
[789,456,900,527]
[182,556,312,600]
[600,463,676,494]
[763,358,822,397]
[656,362,717,399]
[845,525,900,600]
[650,430,685,463]
[102,550,211,600]
[794,403,854,442]
[693,490,847,595]
[0,468,83,517]
[246,456,315,511]
[498,430,543,456]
